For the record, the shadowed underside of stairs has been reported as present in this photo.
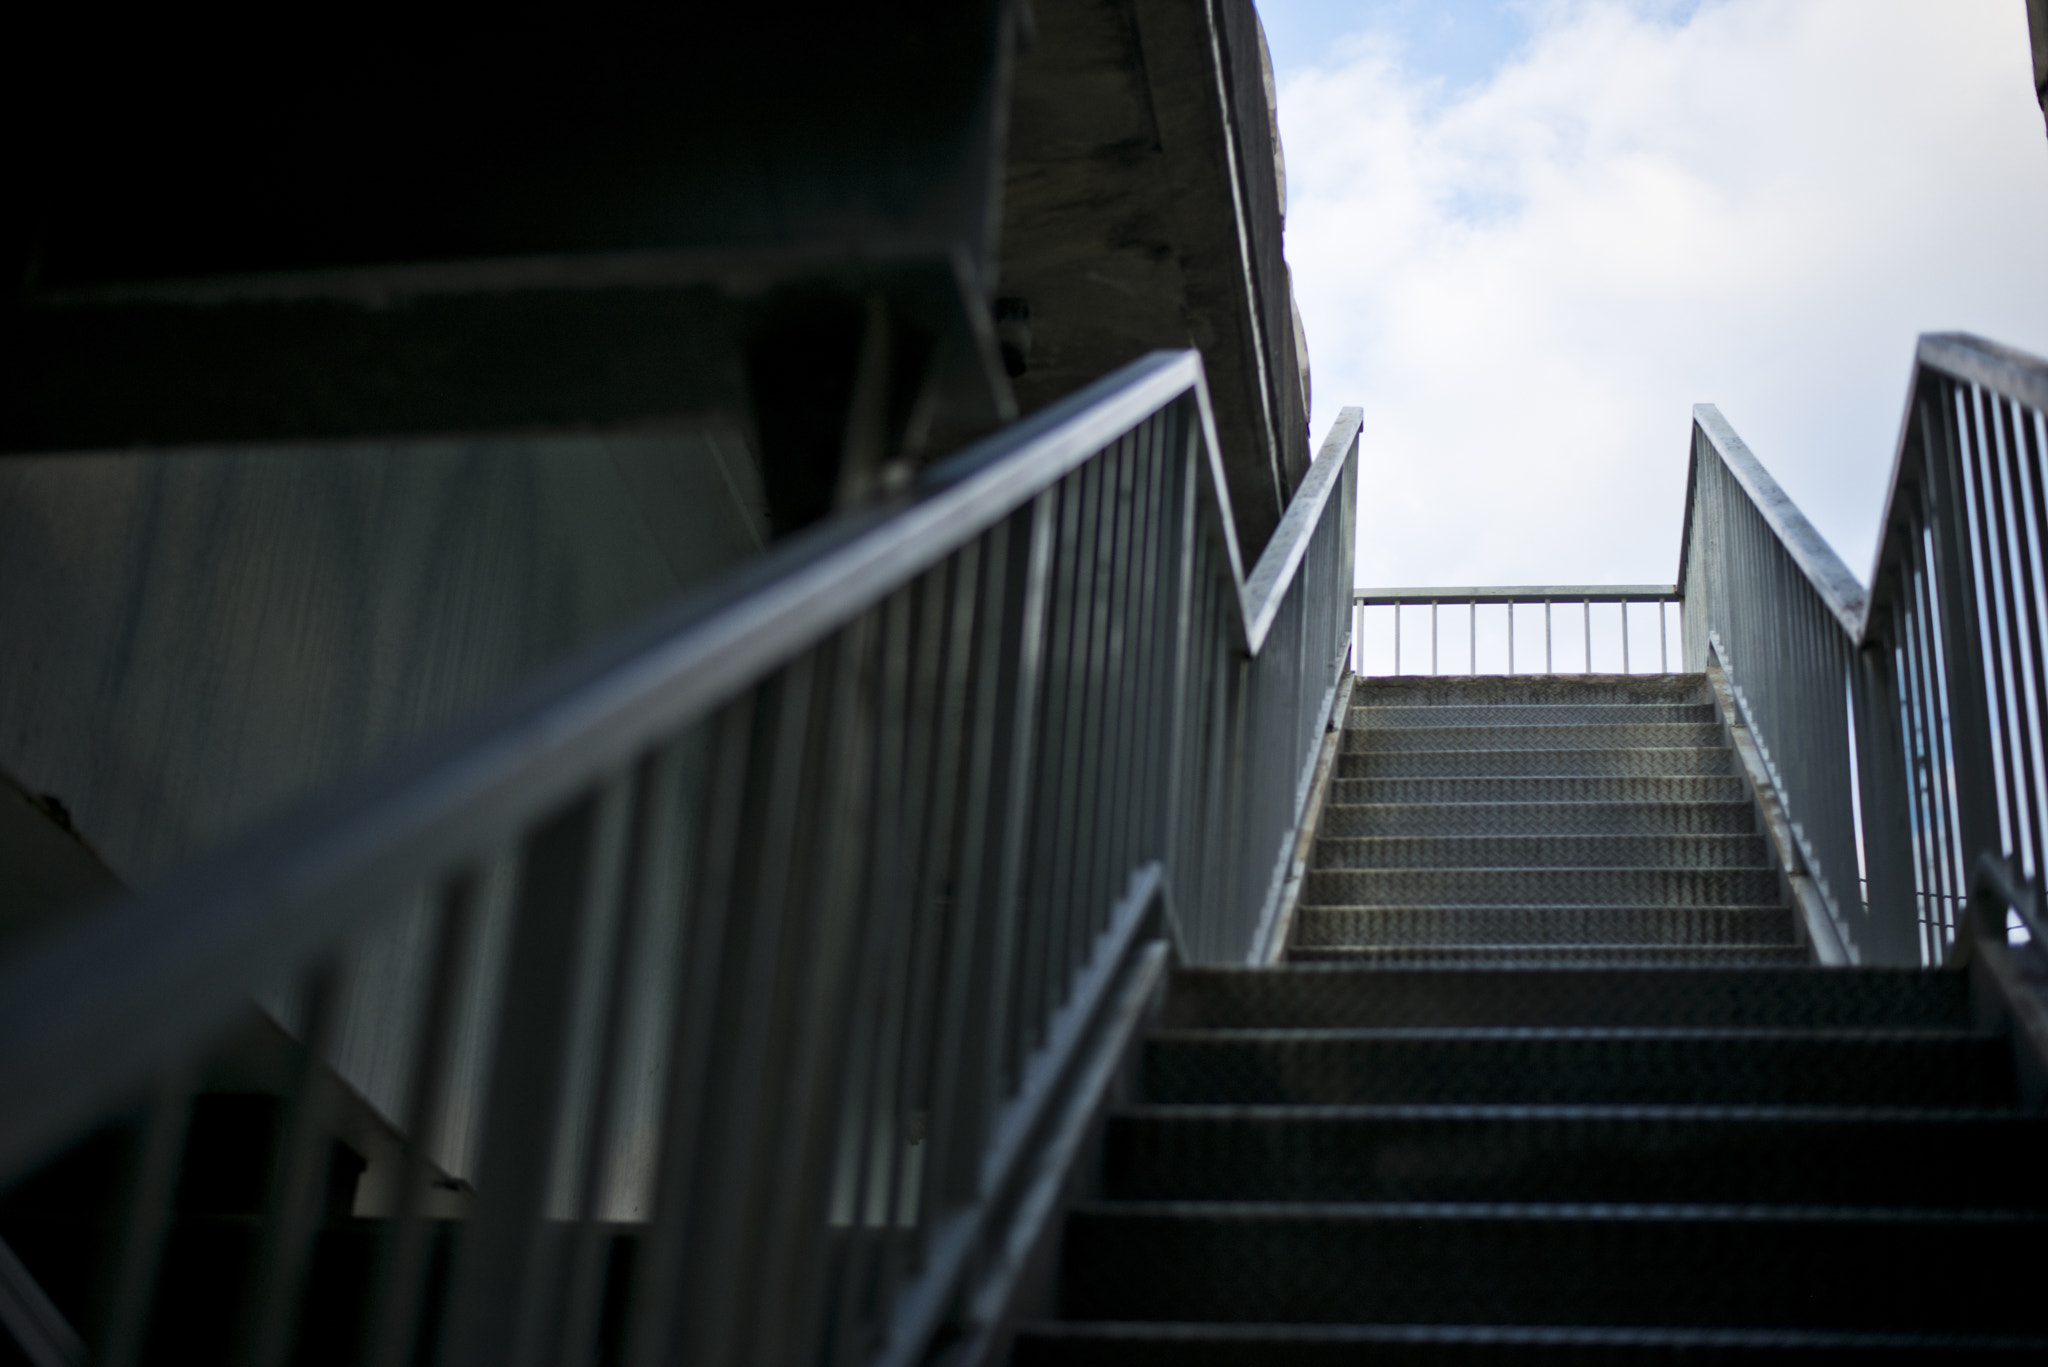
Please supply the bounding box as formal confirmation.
[1014,675,2048,1362]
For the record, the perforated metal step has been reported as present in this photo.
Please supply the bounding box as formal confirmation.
[1333,776,1750,805]
[1164,967,1974,1030]
[1346,723,1727,752]
[1339,748,1736,779]
[1057,1203,2048,1332]
[1026,674,2026,1359]
[1351,701,1717,728]
[1101,1105,2048,1206]
[1303,867,1783,909]
[1292,906,1796,949]
[1141,1029,2015,1107]
[1013,1322,2048,1364]
[1315,834,1770,870]
[1320,801,1756,838]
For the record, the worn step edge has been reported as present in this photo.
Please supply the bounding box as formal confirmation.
[1293,909,1799,949]
[1288,945,1812,965]
[1013,1320,2048,1355]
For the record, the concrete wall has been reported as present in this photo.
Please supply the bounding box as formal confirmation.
[0,427,767,887]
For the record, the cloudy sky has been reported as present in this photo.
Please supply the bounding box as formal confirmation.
[1263,0,2048,595]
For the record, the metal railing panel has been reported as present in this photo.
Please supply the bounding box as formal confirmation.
[1351,587,1682,677]
[1679,332,2048,968]
[0,353,1361,1367]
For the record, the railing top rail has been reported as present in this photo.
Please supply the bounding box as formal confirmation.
[1687,403,1868,638]
[1917,331,2048,413]
[1247,407,1364,646]
[1353,585,1676,605]
[0,347,1360,1178]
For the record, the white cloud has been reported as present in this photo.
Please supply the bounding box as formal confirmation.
[1281,0,2048,589]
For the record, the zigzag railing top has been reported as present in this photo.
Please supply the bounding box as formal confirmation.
[0,350,1360,1180]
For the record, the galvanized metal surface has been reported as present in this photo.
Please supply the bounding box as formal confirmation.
[1681,331,2048,969]
[0,352,1359,1367]
[1352,587,1681,678]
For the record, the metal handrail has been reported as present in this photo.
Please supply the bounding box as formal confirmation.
[1681,331,2048,967]
[1352,585,1682,676]
[0,350,1361,1367]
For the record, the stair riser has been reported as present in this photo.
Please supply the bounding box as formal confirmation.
[1142,1035,2014,1106]
[1321,803,1756,837]
[1316,835,1770,871]
[1102,1113,2048,1207]
[1353,677,1708,708]
[1347,725,1725,753]
[1012,1326,2048,1365]
[1293,906,1796,948]
[1340,750,1734,779]
[1350,703,1717,728]
[1060,1210,2048,1332]
[1333,777,1749,805]
[1304,868,1782,908]
[1289,946,1811,966]
[1161,968,1975,1031]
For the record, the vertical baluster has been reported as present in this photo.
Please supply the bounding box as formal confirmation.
[359,872,484,1367]
[1985,397,2046,886]
[550,760,665,1367]
[95,1066,195,1367]
[1544,599,1553,674]
[237,957,351,1367]
[2005,403,2048,900]
[440,770,634,1367]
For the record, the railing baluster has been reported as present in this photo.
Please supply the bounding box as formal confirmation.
[95,1066,195,1367]
[359,872,482,1367]
[239,958,351,1367]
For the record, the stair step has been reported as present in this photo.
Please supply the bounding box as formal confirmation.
[1141,1029,2013,1106]
[1315,834,1770,870]
[1289,944,1813,967]
[1057,1203,2048,1332]
[1347,723,1727,752]
[1101,1106,2048,1207]
[1333,776,1749,805]
[1350,702,1717,728]
[1352,675,1708,707]
[1304,867,1782,908]
[1322,801,1756,837]
[1162,968,1973,1030]
[1340,748,1735,779]
[1013,1321,2048,1365]
[1293,906,1796,948]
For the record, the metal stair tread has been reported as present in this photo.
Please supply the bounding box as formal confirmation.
[1350,703,1717,726]
[1110,1102,2042,1122]
[1287,945,1814,963]
[1013,1320,2048,1353]
[1313,836,1772,869]
[1149,1026,1998,1042]
[1071,1199,2047,1224]
[1348,724,1728,751]
[1333,777,1751,802]
[1320,802,1758,837]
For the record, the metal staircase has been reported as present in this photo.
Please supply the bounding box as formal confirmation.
[1297,674,1805,966]
[4,334,2048,1366]
[1012,672,2048,1360]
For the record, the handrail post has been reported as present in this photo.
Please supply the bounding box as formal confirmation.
[1849,625,1923,964]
